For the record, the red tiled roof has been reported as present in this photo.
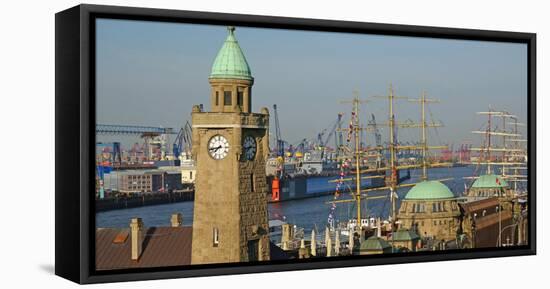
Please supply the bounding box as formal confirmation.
[96,226,192,270]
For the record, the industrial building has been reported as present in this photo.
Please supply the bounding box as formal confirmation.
[103,168,185,195]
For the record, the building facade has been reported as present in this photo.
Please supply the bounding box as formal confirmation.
[397,180,461,242]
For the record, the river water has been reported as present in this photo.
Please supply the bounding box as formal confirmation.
[96,166,477,233]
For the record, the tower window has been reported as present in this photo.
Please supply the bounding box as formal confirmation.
[247,240,259,261]
[213,227,219,247]
[224,91,232,105]
[237,90,244,106]
[215,91,219,106]
[418,203,425,213]
[250,173,255,192]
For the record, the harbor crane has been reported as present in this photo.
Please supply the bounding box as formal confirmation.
[273,104,285,158]
[272,104,286,179]
[317,113,343,149]
[96,124,177,161]
[315,113,344,160]
[367,114,383,167]
[172,121,192,159]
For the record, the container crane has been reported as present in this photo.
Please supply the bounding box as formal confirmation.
[172,121,192,159]
[271,104,285,202]
[367,114,383,168]
[273,104,285,158]
[316,113,344,160]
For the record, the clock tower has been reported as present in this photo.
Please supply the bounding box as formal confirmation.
[191,27,271,264]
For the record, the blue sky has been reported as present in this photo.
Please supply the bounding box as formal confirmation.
[96,18,527,148]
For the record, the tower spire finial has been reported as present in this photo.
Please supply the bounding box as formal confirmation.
[228,26,235,34]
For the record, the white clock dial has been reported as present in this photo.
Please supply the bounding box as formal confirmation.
[208,135,229,160]
[243,136,257,160]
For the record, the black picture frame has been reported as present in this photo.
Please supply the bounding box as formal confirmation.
[55,4,536,284]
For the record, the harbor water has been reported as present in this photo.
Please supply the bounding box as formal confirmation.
[96,166,478,234]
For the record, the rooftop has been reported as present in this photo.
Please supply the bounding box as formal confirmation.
[96,226,291,270]
[404,180,455,200]
[210,26,253,81]
[95,227,192,270]
[360,236,392,251]
[392,229,420,241]
[471,174,508,189]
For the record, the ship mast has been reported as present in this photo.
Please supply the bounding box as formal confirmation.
[407,90,441,181]
[472,109,523,174]
[352,91,362,228]
[328,86,451,233]
[388,85,397,221]
[378,84,408,222]
[336,90,369,228]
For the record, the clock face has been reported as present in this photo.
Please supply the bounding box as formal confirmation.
[208,135,229,160]
[243,136,257,160]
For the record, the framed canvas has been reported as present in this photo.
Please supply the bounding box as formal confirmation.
[55,4,536,284]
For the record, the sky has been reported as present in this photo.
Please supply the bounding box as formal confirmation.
[96,18,527,149]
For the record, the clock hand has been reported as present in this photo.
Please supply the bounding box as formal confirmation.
[209,145,222,151]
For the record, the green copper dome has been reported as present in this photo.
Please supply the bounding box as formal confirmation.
[404,180,455,200]
[392,229,420,241]
[209,26,253,81]
[360,236,392,251]
[471,174,508,189]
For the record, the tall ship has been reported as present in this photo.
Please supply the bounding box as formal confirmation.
[459,109,528,248]
[323,86,458,254]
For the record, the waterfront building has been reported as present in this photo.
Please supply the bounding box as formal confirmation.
[180,165,196,184]
[190,26,271,264]
[397,180,461,242]
[103,169,184,195]
[458,197,514,248]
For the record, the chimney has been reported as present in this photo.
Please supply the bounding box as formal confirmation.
[170,213,182,227]
[130,218,144,261]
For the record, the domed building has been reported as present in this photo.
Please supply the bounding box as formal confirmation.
[466,174,509,200]
[397,180,461,242]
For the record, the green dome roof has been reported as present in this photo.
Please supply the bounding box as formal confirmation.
[360,236,391,251]
[392,229,420,241]
[404,180,455,200]
[471,174,508,189]
[209,27,253,81]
